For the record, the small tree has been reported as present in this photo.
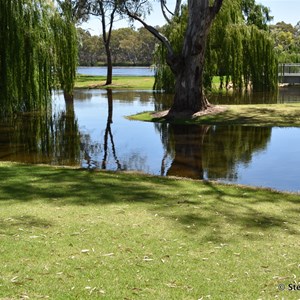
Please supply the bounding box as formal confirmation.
[90,0,119,84]
[72,0,131,85]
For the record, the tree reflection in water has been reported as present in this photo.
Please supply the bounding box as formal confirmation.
[101,89,122,170]
[0,92,81,166]
[203,126,272,180]
[160,123,272,180]
[79,89,124,171]
[166,125,210,179]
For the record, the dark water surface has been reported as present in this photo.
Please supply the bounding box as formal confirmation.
[1,87,300,193]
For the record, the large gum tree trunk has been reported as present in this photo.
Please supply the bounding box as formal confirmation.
[168,0,222,116]
[171,56,209,114]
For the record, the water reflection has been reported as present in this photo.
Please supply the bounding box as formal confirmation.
[1,88,300,192]
[0,93,80,166]
[208,86,300,105]
[166,125,208,179]
[161,124,271,180]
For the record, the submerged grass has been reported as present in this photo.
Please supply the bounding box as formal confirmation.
[129,103,300,127]
[1,162,300,299]
[75,75,154,90]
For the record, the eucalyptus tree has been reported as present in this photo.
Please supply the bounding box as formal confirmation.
[153,0,277,94]
[270,22,300,63]
[0,0,78,115]
[88,0,122,84]
[73,0,129,84]
[77,28,103,65]
[123,0,224,116]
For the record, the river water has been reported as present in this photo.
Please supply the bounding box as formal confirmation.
[1,68,300,193]
[77,66,154,77]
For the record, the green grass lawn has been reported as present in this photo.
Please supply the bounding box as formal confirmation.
[75,75,154,90]
[129,103,300,127]
[1,162,300,299]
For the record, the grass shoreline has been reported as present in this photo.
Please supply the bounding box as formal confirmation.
[129,103,300,127]
[75,74,155,90]
[1,162,300,299]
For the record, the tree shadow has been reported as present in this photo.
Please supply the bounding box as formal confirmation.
[0,214,53,235]
[1,163,299,244]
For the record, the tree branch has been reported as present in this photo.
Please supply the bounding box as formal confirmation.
[174,0,182,17]
[160,0,182,24]
[210,0,223,19]
[107,7,117,43]
[125,8,174,58]
[160,0,171,24]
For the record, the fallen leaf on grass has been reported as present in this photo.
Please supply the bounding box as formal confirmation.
[166,281,177,288]
[10,276,18,283]
[85,286,105,295]
[102,253,114,257]
[143,256,153,262]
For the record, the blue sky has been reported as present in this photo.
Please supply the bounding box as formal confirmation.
[80,0,300,36]
[259,0,300,26]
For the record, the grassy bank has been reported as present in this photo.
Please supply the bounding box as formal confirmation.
[75,75,154,90]
[1,162,300,299]
[129,103,300,126]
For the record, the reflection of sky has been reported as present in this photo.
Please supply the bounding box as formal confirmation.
[235,128,300,193]
[72,90,171,175]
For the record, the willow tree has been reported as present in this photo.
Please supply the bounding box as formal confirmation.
[124,0,223,116]
[0,0,78,115]
[53,1,78,97]
[204,0,277,91]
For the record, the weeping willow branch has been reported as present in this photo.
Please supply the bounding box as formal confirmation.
[0,0,78,115]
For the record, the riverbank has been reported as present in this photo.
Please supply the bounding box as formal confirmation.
[129,103,300,126]
[1,162,299,299]
[75,75,155,89]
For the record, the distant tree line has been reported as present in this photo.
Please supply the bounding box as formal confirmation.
[77,20,300,68]
[270,21,300,63]
[77,27,158,66]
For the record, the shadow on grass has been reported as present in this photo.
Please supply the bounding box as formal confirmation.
[0,215,53,235]
[1,163,299,243]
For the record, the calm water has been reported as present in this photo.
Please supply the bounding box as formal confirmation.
[1,87,300,193]
[77,66,154,77]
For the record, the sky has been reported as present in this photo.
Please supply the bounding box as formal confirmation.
[80,0,300,36]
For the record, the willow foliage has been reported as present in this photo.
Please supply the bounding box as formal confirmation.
[154,0,278,93]
[0,0,77,115]
[153,7,188,92]
[52,0,78,95]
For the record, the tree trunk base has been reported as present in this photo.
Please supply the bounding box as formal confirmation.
[151,104,227,122]
[167,99,211,119]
